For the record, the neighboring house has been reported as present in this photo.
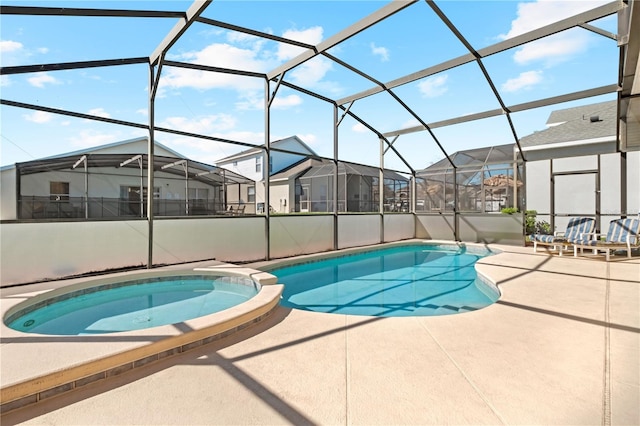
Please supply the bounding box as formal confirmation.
[0,137,253,220]
[216,135,411,214]
[269,157,325,214]
[295,161,410,213]
[416,144,521,213]
[215,136,318,213]
[415,101,638,232]
[519,100,639,233]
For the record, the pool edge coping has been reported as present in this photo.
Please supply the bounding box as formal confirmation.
[0,267,283,412]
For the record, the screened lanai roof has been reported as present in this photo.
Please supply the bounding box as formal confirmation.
[0,0,638,174]
[418,144,517,172]
[300,161,409,181]
[16,153,253,186]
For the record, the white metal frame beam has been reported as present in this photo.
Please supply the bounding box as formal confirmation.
[267,0,418,80]
[149,0,212,66]
[337,1,622,106]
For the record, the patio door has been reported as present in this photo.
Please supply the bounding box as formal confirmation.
[300,184,310,212]
[553,172,598,232]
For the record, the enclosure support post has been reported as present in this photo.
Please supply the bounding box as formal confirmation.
[84,159,88,219]
[379,137,385,244]
[139,158,143,218]
[620,151,627,218]
[264,79,271,260]
[333,104,339,251]
[411,172,417,237]
[550,159,555,232]
[453,168,459,241]
[147,54,164,269]
[184,162,189,216]
[596,155,601,231]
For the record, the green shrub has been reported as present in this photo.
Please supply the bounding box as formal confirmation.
[501,207,519,215]
[524,210,551,235]
[535,220,552,235]
[525,210,537,234]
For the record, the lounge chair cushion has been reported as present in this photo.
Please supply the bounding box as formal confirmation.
[570,218,639,246]
[530,234,566,243]
[531,217,595,245]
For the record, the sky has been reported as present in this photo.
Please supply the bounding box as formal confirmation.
[0,0,619,173]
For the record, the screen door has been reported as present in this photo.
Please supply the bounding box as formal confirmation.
[553,173,597,231]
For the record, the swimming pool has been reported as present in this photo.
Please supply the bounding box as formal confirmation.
[5,274,260,335]
[268,244,499,317]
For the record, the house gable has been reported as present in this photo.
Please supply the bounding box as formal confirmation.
[216,135,318,181]
[519,100,617,160]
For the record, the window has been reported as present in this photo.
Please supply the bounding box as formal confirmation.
[188,188,209,200]
[50,181,69,201]
[119,185,160,216]
[247,186,255,202]
[255,157,262,173]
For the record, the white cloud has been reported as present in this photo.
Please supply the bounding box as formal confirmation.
[499,0,609,39]
[164,130,265,164]
[499,0,608,65]
[512,31,589,65]
[418,75,448,98]
[136,108,148,117]
[159,114,237,135]
[370,43,389,62]
[277,27,323,61]
[289,55,333,87]
[160,43,266,92]
[28,72,61,88]
[401,119,421,129]
[159,26,334,107]
[1,75,11,87]
[272,94,303,109]
[226,31,263,46]
[88,108,111,118]
[0,40,23,52]
[501,70,543,92]
[352,123,368,133]
[276,27,334,89]
[37,47,49,54]
[295,133,317,145]
[68,130,119,148]
[23,111,53,123]
[235,91,264,110]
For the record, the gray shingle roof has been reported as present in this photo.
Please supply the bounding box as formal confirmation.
[519,100,616,147]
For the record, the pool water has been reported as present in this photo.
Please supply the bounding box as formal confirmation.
[6,276,259,335]
[271,245,499,317]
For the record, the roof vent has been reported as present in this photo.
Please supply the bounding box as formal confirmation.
[590,115,601,122]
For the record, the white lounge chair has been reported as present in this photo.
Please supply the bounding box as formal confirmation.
[571,218,640,261]
[531,217,596,256]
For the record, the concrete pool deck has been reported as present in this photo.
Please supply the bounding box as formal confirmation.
[1,242,638,425]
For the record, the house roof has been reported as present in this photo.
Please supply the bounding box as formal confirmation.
[3,137,253,184]
[215,136,318,163]
[0,137,185,172]
[40,137,185,161]
[299,161,409,181]
[13,153,253,185]
[519,100,617,148]
[418,144,516,172]
[270,157,326,182]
